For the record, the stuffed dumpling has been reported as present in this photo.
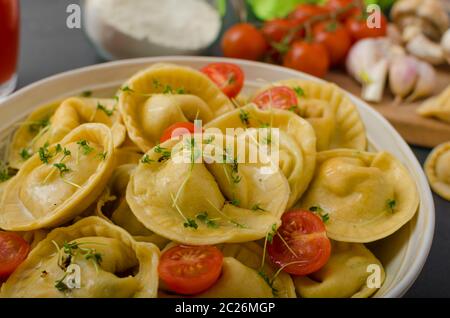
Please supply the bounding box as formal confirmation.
[119,63,235,152]
[252,80,367,151]
[417,85,450,123]
[9,97,126,169]
[0,217,160,298]
[425,142,450,200]
[299,149,419,243]
[293,241,385,298]
[126,133,290,245]
[96,164,169,248]
[205,104,316,208]
[0,123,115,231]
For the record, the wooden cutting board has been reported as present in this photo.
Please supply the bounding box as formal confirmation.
[325,66,450,149]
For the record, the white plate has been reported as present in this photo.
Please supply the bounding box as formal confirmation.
[0,56,435,298]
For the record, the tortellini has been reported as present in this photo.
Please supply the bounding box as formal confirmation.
[417,85,450,123]
[0,123,115,231]
[9,97,126,169]
[96,164,169,248]
[254,80,367,151]
[299,149,419,243]
[0,217,160,298]
[425,142,450,200]
[161,243,296,298]
[293,241,385,298]
[119,63,235,152]
[205,104,316,208]
[127,133,290,245]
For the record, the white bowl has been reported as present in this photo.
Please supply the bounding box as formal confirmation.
[0,57,435,298]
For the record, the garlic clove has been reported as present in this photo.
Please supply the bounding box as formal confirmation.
[361,59,389,103]
[389,55,419,103]
[406,33,446,65]
[406,60,436,102]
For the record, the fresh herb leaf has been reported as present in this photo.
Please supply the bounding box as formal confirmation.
[97,102,114,116]
[63,241,79,256]
[54,277,69,292]
[120,86,134,93]
[29,118,50,133]
[258,270,278,296]
[154,145,171,162]
[196,212,219,228]
[176,87,186,94]
[97,152,107,161]
[85,251,102,264]
[80,90,92,97]
[288,106,298,113]
[183,218,198,230]
[38,143,52,164]
[77,140,94,155]
[239,109,250,126]
[267,224,277,244]
[387,199,396,213]
[152,79,162,88]
[293,86,305,97]
[53,163,70,177]
[19,148,33,160]
[55,144,63,154]
[230,198,240,207]
[0,162,13,183]
[141,154,154,164]
[251,204,266,212]
[309,206,330,223]
[204,135,215,144]
[113,95,119,102]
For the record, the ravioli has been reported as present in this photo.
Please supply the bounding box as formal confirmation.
[205,104,316,208]
[299,149,419,243]
[0,217,160,298]
[417,85,450,123]
[96,164,169,248]
[0,123,115,231]
[161,242,296,298]
[119,63,235,152]
[126,133,290,245]
[253,80,367,151]
[9,97,126,169]
[293,241,385,298]
[425,142,450,200]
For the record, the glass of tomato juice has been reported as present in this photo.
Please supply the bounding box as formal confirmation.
[0,0,19,98]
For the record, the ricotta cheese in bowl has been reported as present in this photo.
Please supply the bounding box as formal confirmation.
[83,0,222,59]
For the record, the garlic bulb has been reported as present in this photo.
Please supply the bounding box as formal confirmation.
[389,56,418,102]
[406,60,436,102]
[406,33,446,65]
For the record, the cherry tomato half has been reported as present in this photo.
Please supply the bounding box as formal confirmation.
[283,41,330,78]
[252,86,298,110]
[313,21,352,66]
[201,63,244,98]
[158,245,223,295]
[160,122,197,143]
[345,12,387,41]
[0,232,30,281]
[221,23,268,61]
[268,210,331,276]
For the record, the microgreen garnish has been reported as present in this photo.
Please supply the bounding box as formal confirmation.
[53,163,70,177]
[196,212,219,229]
[54,275,69,292]
[258,223,280,296]
[120,86,134,93]
[251,204,266,212]
[38,143,52,164]
[288,106,298,113]
[184,218,199,230]
[97,102,114,117]
[154,145,171,162]
[309,206,330,223]
[141,154,154,164]
[19,148,33,160]
[80,90,92,97]
[239,109,250,126]
[85,251,103,265]
[267,223,277,244]
[204,135,215,144]
[230,198,240,207]
[152,79,162,88]
[28,118,50,133]
[293,86,305,98]
[206,198,246,229]
[77,140,94,155]
[113,95,119,102]
[97,152,107,161]
[0,162,13,183]
[387,199,396,213]
[258,270,279,296]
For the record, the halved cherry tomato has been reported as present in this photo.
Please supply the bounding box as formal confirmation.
[268,210,331,276]
[0,232,30,281]
[158,245,223,295]
[252,86,298,110]
[345,12,387,41]
[313,21,352,66]
[160,122,197,143]
[288,4,329,24]
[283,40,330,78]
[221,23,268,61]
[325,0,361,20]
[201,63,244,98]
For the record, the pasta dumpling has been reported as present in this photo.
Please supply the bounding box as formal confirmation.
[126,133,290,245]
[254,80,367,151]
[96,164,169,248]
[299,149,419,243]
[293,241,385,298]
[417,85,450,123]
[425,142,450,200]
[0,123,115,231]
[0,217,160,298]
[119,63,235,152]
[9,97,126,169]
[161,243,295,298]
[205,104,316,208]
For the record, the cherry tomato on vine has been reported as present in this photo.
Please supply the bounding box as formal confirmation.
[345,12,387,41]
[158,245,223,295]
[313,21,352,65]
[262,19,301,44]
[252,86,298,110]
[201,62,244,98]
[0,232,30,281]
[221,23,268,61]
[267,210,331,276]
[283,41,330,78]
[325,0,361,20]
[288,4,329,24]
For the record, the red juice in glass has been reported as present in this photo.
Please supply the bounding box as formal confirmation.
[0,0,19,96]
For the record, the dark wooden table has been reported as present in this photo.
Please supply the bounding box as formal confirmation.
[16,0,450,297]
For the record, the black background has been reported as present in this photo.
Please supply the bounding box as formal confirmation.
[14,0,450,297]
